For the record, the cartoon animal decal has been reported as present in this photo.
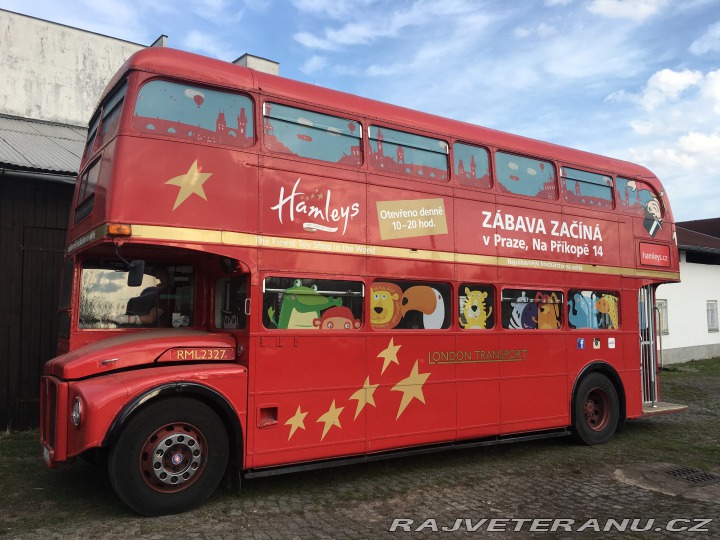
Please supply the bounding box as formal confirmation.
[313,306,361,330]
[267,279,342,329]
[536,292,561,329]
[595,294,619,329]
[370,282,403,329]
[508,291,530,329]
[520,301,538,329]
[568,292,599,329]
[460,288,493,329]
[401,286,446,329]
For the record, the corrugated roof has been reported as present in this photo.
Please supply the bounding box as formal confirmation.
[0,114,87,176]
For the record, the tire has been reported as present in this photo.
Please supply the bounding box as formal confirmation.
[572,372,619,446]
[108,398,229,516]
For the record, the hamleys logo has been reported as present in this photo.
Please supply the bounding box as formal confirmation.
[270,178,360,235]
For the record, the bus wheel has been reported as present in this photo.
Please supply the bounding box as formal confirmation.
[572,373,619,446]
[108,398,229,516]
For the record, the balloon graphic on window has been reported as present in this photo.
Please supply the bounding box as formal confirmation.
[193,95,204,107]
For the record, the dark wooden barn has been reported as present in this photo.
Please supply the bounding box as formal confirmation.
[0,114,83,430]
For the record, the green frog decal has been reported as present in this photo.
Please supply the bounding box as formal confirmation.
[268,279,342,329]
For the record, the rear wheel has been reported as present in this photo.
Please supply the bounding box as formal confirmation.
[109,398,228,516]
[572,373,619,445]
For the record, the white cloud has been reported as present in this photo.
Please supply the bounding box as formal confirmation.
[300,55,328,74]
[586,0,669,21]
[639,69,703,110]
[690,20,720,55]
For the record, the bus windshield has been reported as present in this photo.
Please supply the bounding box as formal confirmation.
[79,261,195,329]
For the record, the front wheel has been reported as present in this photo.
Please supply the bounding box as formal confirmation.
[109,398,229,516]
[572,373,619,445]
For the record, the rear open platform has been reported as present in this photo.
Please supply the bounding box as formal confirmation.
[642,402,688,416]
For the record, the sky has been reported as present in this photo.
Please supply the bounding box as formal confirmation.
[2,0,720,222]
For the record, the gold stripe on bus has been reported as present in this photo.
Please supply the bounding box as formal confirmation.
[133,225,222,244]
[125,224,679,280]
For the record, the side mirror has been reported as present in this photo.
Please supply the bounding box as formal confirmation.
[127,260,145,287]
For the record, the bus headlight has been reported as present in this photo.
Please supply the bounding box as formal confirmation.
[71,396,83,428]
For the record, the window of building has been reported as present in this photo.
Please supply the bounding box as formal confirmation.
[459,284,495,329]
[561,167,613,208]
[369,126,449,181]
[215,276,248,329]
[495,151,556,199]
[568,290,620,329]
[133,80,254,148]
[656,298,668,335]
[502,289,564,330]
[263,103,361,165]
[708,300,719,333]
[454,143,491,188]
[370,280,450,330]
[263,277,363,330]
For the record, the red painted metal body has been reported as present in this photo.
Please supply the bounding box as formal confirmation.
[40,47,678,484]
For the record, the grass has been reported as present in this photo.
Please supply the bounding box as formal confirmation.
[1,357,718,536]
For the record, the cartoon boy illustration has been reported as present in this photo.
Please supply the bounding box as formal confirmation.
[643,197,663,237]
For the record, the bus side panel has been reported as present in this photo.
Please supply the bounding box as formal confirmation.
[455,332,501,439]
[249,334,367,468]
[365,334,457,452]
[498,332,568,434]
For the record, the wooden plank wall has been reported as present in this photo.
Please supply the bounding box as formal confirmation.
[0,176,73,430]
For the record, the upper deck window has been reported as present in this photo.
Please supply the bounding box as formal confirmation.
[263,103,362,165]
[74,159,101,224]
[561,167,613,208]
[83,114,100,161]
[133,80,254,148]
[616,177,664,220]
[95,81,127,148]
[495,151,556,199]
[454,143,491,188]
[369,126,448,181]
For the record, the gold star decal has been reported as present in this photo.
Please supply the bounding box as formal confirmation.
[165,160,213,211]
[377,338,401,374]
[349,377,379,420]
[317,399,344,440]
[392,360,430,419]
[285,406,308,440]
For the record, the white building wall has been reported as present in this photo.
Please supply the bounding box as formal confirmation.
[0,10,144,126]
[656,251,720,363]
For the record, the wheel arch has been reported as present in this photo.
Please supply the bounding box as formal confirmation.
[571,361,627,427]
[103,382,243,491]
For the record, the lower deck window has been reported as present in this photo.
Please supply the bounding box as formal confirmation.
[502,289,564,330]
[263,277,363,330]
[568,290,620,329]
[370,280,450,330]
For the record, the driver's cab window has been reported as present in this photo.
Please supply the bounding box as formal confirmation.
[79,261,195,329]
[215,275,248,329]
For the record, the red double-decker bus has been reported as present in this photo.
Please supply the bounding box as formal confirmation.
[40,47,683,516]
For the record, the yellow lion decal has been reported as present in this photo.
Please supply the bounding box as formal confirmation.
[370,282,402,329]
[460,287,492,329]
